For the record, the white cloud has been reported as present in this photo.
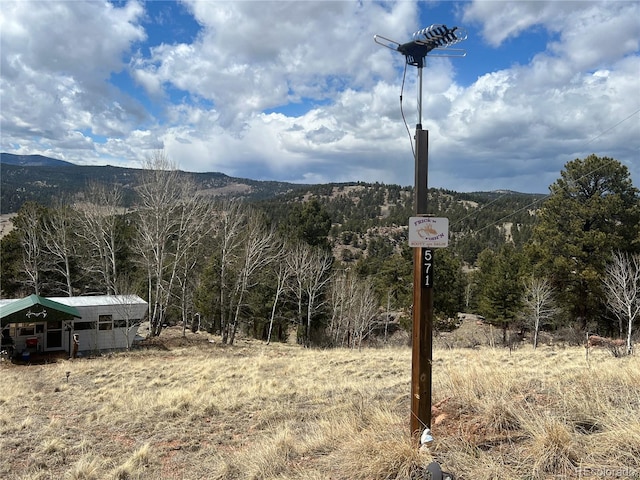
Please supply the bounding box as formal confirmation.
[0,0,147,148]
[463,1,561,47]
[1,1,145,80]
[1,0,638,194]
[130,0,418,128]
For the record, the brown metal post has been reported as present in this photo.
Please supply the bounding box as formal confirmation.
[414,127,428,214]
[410,127,434,439]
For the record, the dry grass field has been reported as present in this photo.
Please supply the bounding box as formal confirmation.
[1,327,639,480]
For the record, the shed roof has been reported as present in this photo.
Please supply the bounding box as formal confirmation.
[48,295,147,307]
[0,294,81,324]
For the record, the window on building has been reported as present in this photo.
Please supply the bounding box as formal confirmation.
[17,324,35,336]
[114,319,141,328]
[74,321,96,331]
[99,315,113,331]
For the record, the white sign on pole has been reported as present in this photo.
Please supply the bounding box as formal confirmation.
[408,217,449,248]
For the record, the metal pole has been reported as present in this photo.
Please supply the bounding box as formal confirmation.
[411,124,434,439]
[417,66,423,128]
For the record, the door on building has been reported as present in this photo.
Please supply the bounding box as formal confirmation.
[46,321,63,350]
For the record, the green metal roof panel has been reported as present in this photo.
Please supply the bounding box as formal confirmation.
[0,294,81,323]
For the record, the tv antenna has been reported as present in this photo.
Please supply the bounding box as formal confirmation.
[374,24,467,127]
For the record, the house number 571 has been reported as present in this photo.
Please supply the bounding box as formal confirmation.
[422,249,434,288]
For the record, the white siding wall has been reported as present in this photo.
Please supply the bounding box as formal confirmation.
[51,296,148,353]
[73,304,147,352]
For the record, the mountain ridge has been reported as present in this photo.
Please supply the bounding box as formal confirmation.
[0,152,543,198]
[1,153,314,214]
[1,152,76,167]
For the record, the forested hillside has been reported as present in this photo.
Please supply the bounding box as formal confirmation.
[257,184,545,265]
[1,153,638,351]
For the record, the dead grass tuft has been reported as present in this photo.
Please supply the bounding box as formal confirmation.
[324,406,432,480]
[65,454,103,480]
[521,414,579,476]
[41,437,66,455]
[111,443,152,480]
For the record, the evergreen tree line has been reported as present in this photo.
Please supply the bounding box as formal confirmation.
[1,154,639,349]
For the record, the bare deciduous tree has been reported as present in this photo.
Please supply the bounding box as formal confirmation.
[227,211,278,345]
[328,270,378,349]
[75,182,122,294]
[521,276,556,349]
[287,242,311,343]
[167,186,216,338]
[215,199,247,343]
[299,247,332,347]
[135,151,191,336]
[603,251,640,355]
[266,241,293,345]
[350,279,379,350]
[14,202,45,295]
[328,269,353,347]
[42,200,77,296]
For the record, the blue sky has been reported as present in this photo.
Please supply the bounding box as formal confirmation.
[1,0,639,193]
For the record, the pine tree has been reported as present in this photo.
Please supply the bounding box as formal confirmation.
[532,155,640,330]
[476,245,525,344]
